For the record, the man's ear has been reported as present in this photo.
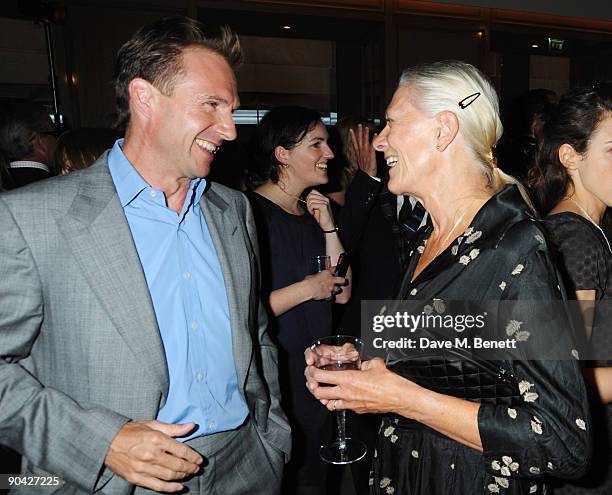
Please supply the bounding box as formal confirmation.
[274,145,290,166]
[435,111,459,152]
[128,78,156,121]
[558,143,581,170]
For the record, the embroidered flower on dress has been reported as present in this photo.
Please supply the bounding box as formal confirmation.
[417,245,425,254]
[390,434,398,443]
[512,264,524,275]
[464,227,474,236]
[531,419,543,435]
[547,462,554,470]
[368,477,374,487]
[380,478,391,488]
[492,460,501,471]
[529,467,541,475]
[411,450,419,458]
[571,349,580,360]
[487,484,500,493]
[506,320,522,336]
[451,245,459,256]
[383,426,395,437]
[530,485,538,493]
[433,299,446,313]
[386,487,395,494]
[469,248,480,260]
[423,305,433,315]
[519,381,539,403]
[410,288,418,296]
[459,255,471,265]
[507,408,517,419]
[516,330,531,342]
[451,463,455,470]
[502,456,519,473]
[499,281,506,291]
[495,477,510,488]
[576,418,586,430]
[466,231,482,244]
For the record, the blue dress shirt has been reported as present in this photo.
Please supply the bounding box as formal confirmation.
[108,140,248,440]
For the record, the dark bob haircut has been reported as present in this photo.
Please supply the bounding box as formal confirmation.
[250,106,322,184]
[529,83,612,215]
[113,16,243,130]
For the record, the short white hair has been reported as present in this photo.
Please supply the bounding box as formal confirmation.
[399,60,502,185]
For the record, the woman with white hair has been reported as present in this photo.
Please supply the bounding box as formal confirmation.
[305,61,590,494]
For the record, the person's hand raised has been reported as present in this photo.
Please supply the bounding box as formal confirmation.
[349,124,378,177]
[306,190,335,232]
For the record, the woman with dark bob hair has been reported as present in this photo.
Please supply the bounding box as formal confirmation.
[247,106,351,494]
[529,82,612,494]
[305,61,591,494]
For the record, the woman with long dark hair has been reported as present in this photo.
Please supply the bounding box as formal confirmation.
[529,82,612,494]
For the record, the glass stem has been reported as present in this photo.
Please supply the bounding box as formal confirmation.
[336,410,347,450]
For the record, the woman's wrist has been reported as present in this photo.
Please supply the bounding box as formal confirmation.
[322,225,338,234]
[394,376,429,420]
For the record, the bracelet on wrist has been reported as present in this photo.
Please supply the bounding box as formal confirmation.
[323,226,339,234]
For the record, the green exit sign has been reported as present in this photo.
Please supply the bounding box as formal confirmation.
[548,38,565,52]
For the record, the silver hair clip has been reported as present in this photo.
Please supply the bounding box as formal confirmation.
[458,92,481,109]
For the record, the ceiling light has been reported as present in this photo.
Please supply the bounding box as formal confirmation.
[531,43,539,48]
[283,25,291,30]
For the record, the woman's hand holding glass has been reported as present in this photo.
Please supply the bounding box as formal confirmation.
[304,271,347,301]
[304,354,425,418]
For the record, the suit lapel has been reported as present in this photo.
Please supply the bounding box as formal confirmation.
[200,186,253,390]
[58,158,169,397]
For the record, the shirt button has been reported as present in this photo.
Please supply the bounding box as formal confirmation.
[208,420,216,430]
[191,321,198,330]
[196,371,203,382]
[183,271,190,280]
[150,191,157,198]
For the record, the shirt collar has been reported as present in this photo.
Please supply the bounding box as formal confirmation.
[9,161,50,173]
[108,138,207,209]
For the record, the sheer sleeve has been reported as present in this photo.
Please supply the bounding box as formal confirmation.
[545,215,605,292]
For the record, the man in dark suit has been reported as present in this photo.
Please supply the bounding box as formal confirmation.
[337,124,426,494]
[0,17,289,494]
[0,98,57,189]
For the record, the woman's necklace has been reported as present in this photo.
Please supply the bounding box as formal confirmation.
[275,183,307,206]
[568,196,612,254]
[424,212,467,261]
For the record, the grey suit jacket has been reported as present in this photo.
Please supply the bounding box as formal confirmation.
[0,154,290,493]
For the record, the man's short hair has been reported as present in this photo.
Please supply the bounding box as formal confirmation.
[113,16,243,130]
[0,99,51,162]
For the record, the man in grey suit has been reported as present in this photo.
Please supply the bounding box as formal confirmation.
[0,16,290,494]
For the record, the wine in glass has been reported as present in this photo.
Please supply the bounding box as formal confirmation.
[310,335,367,464]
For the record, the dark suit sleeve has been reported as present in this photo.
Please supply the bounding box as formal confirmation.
[338,170,383,254]
[240,194,291,459]
[0,197,129,492]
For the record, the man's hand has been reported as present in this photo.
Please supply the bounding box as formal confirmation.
[104,420,203,492]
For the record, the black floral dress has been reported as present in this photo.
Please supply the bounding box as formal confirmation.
[369,186,591,495]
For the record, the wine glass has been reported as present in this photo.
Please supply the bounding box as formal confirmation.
[310,335,367,464]
[310,255,331,274]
